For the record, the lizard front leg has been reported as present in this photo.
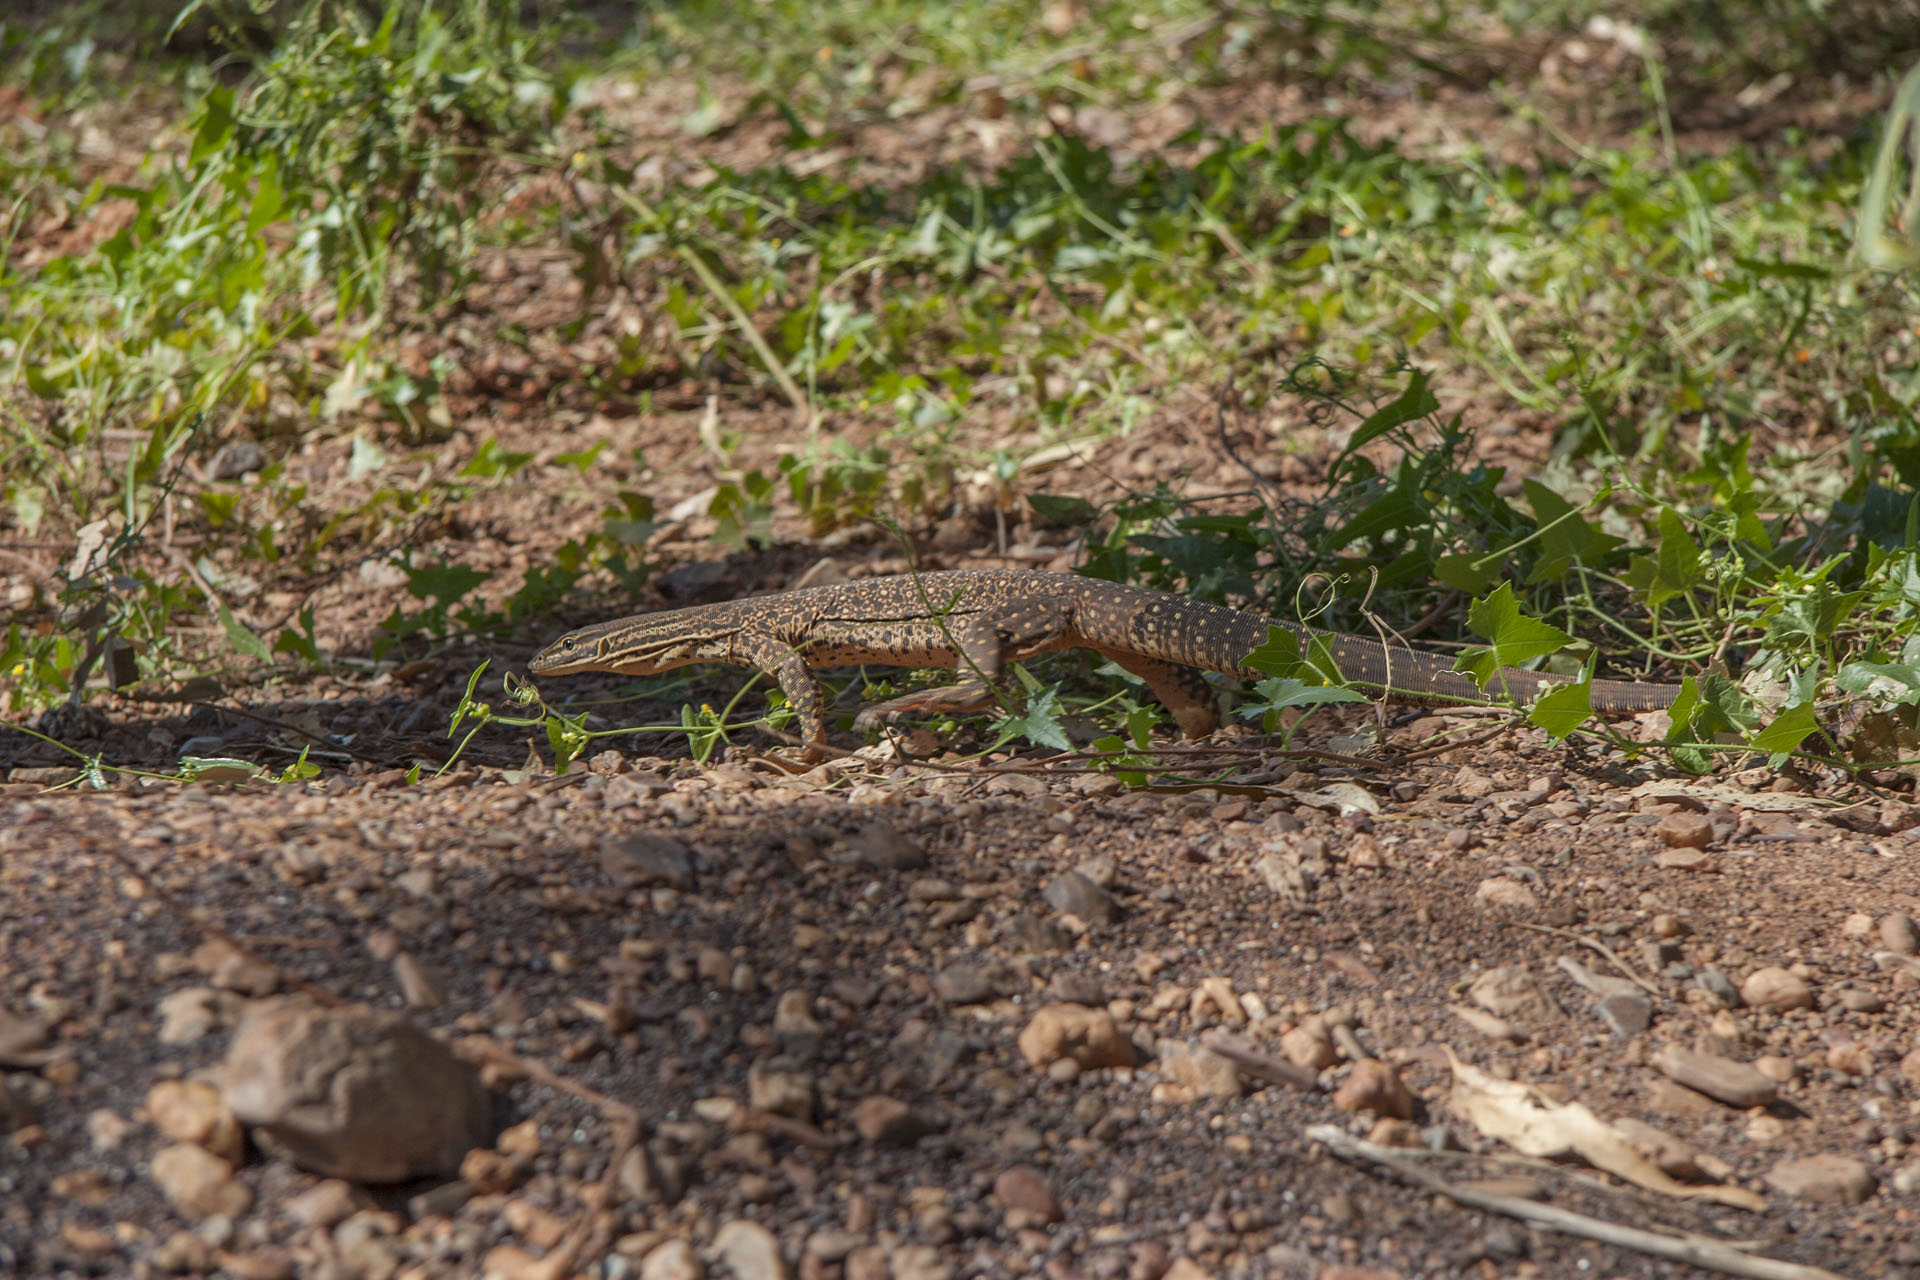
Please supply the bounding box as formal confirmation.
[733,633,831,759]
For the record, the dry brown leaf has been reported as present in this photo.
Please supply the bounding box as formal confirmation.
[1447,1050,1764,1211]
[1626,780,1832,813]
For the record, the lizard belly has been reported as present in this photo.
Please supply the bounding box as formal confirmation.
[796,627,965,670]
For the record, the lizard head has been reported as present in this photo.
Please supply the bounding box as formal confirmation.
[527,629,603,675]
[529,612,727,677]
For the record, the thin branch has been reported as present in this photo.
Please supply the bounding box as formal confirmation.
[1308,1125,1844,1280]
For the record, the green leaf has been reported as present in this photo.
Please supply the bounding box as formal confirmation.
[1125,705,1157,750]
[24,364,64,398]
[1696,674,1760,731]
[554,440,607,472]
[277,747,321,783]
[545,713,585,773]
[272,606,322,667]
[406,561,489,606]
[1243,626,1363,690]
[246,154,283,236]
[448,662,491,735]
[681,701,727,764]
[217,605,272,662]
[1733,255,1830,281]
[1659,676,1712,774]
[1454,583,1572,691]
[197,491,240,528]
[1336,369,1437,464]
[1241,625,1306,678]
[1239,677,1370,712]
[1749,701,1820,758]
[1028,494,1098,524]
[990,681,1072,752]
[460,438,536,479]
[1836,660,1920,705]
[1527,676,1593,742]
[1662,674,1757,774]
[1433,552,1497,594]
[189,83,236,166]
[1323,486,1422,552]
[1522,480,1623,584]
[1622,508,1703,608]
[1089,733,1151,788]
[179,756,259,784]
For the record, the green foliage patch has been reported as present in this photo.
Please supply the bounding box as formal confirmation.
[5,1,1920,781]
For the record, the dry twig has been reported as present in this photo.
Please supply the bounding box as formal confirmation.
[1308,1125,1847,1280]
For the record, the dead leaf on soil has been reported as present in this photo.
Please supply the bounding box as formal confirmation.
[1446,1050,1764,1211]
[1627,780,1836,813]
[1285,782,1382,816]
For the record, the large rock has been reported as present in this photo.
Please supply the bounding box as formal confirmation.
[992,1165,1063,1223]
[1331,1059,1415,1119]
[1653,1045,1777,1109]
[1767,1154,1876,1205]
[147,1080,244,1164]
[149,1142,252,1220]
[709,1220,786,1280]
[1741,967,1814,1011]
[1017,1004,1136,1071]
[216,999,493,1182]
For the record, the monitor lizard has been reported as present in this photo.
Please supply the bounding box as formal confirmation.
[529,568,1682,759]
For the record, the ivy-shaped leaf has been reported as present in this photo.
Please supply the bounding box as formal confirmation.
[1522,480,1623,584]
[1453,583,1572,692]
[994,683,1072,752]
[1660,677,1712,774]
[1238,678,1371,715]
[1748,702,1820,760]
[1433,552,1497,594]
[1241,625,1306,679]
[1527,675,1593,742]
[1836,660,1920,706]
[406,560,490,606]
[1622,507,1703,609]
[1662,674,1755,774]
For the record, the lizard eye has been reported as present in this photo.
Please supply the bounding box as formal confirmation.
[562,638,577,651]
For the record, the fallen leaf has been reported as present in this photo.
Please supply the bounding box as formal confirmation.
[1446,1050,1764,1211]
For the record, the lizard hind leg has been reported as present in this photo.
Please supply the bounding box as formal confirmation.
[1097,649,1221,738]
[850,613,1012,733]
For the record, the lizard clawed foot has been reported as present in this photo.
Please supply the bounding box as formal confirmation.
[854,682,1001,732]
[730,739,838,774]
